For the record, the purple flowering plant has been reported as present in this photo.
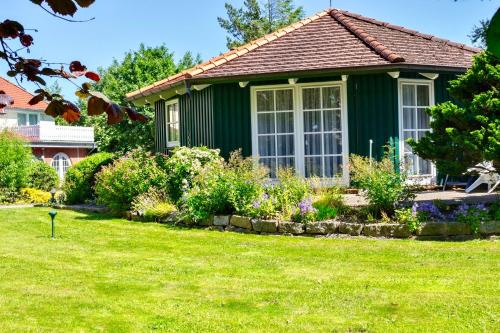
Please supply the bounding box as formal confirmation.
[293,197,317,223]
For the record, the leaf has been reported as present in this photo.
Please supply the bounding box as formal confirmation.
[69,60,86,72]
[29,75,46,86]
[75,90,90,100]
[45,0,78,16]
[74,0,95,7]
[62,101,81,123]
[40,67,60,76]
[6,70,17,77]
[123,107,149,122]
[45,100,64,117]
[28,93,45,105]
[89,91,112,104]
[85,71,100,82]
[87,96,106,115]
[81,82,92,91]
[30,0,43,5]
[105,103,124,125]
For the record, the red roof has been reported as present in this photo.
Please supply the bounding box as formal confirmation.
[0,77,48,111]
[127,8,480,101]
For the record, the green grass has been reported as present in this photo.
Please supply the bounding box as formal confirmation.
[0,208,498,333]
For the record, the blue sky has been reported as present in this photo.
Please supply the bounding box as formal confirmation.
[2,0,498,98]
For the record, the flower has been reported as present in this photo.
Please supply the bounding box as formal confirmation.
[298,197,316,216]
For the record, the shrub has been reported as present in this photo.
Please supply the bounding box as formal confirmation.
[94,149,167,212]
[26,159,59,191]
[131,189,176,222]
[160,146,223,203]
[292,197,317,223]
[249,193,277,220]
[349,154,415,216]
[313,186,347,215]
[269,168,311,220]
[454,203,489,234]
[19,188,51,203]
[63,152,114,204]
[0,131,31,197]
[395,207,420,232]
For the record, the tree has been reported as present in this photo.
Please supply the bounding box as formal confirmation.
[0,131,31,200]
[177,51,203,71]
[0,0,147,128]
[82,44,194,153]
[469,19,490,48]
[218,0,305,49]
[409,52,499,176]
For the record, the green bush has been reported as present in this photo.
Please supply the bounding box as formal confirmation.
[131,189,176,222]
[26,159,59,191]
[94,149,167,212]
[160,146,223,203]
[19,188,51,204]
[63,152,114,204]
[269,168,311,220]
[349,154,415,216]
[0,131,31,199]
[395,207,420,232]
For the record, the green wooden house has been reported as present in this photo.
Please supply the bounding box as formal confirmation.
[126,9,478,185]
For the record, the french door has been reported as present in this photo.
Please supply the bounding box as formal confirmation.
[252,82,348,183]
[398,79,435,182]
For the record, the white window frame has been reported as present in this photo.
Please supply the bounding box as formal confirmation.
[397,78,436,184]
[165,99,180,148]
[51,152,72,180]
[17,111,39,126]
[251,81,349,185]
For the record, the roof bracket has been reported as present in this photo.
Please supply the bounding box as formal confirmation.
[175,87,187,95]
[341,75,349,82]
[288,78,299,85]
[239,81,249,88]
[387,71,400,79]
[419,73,439,80]
[192,84,211,91]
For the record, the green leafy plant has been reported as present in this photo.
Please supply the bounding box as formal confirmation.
[131,189,176,222]
[63,152,114,204]
[0,131,31,199]
[269,168,311,220]
[395,207,420,232]
[454,204,490,234]
[94,149,167,212]
[26,159,59,192]
[349,153,415,217]
[19,188,51,204]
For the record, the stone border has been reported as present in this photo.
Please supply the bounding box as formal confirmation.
[160,214,500,240]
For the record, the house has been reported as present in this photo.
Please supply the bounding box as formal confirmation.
[0,77,95,179]
[126,9,479,185]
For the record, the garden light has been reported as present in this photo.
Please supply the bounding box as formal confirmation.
[49,210,57,239]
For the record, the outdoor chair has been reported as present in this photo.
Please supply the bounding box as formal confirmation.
[464,162,500,194]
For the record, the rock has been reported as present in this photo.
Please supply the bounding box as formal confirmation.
[206,226,225,232]
[479,221,500,235]
[416,222,447,236]
[279,222,305,234]
[338,222,363,236]
[362,224,383,237]
[225,225,252,233]
[197,216,213,227]
[306,221,339,235]
[213,215,230,226]
[446,223,472,236]
[252,219,278,233]
[386,224,412,238]
[230,215,252,230]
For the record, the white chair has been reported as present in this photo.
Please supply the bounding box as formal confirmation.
[465,162,500,194]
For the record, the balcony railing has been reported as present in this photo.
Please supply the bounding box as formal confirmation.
[8,123,94,144]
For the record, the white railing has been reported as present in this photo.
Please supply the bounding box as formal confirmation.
[8,123,94,143]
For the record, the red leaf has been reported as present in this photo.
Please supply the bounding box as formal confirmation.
[74,0,95,7]
[0,20,24,39]
[85,71,100,82]
[69,61,86,73]
[61,101,81,123]
[20,34,33,47]
[87,96,106,116]
[105,103,123,124]
[124,107,149,122]
[45,100,64,117]
[45,0,78,16]
[28,93,45,106]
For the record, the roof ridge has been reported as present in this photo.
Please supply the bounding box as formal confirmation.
[330,9,404,63]
[338,9,481,53]
[126,10,330,100]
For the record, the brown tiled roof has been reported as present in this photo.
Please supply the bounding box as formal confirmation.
[127,9,479,101]
[0,77,48,111]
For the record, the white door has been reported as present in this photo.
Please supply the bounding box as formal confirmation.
[51,153,71,180]
[399,80,435,183]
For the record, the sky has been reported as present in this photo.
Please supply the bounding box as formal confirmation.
[2,0,499,99]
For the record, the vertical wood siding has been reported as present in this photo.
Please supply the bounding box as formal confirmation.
[179,87,215,148]
[154,100,168,154]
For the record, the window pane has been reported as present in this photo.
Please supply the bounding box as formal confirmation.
[419,157,432,175]
[417,85,430,106]
[304,134,322,155]
[276,135,294,156]
[322,87,340,108]
[324,109,341,131]
[403,108,415,130]
[305,157,322,178]
[28,114,38,125]
[17,114,27,126]
[303,88,320,110]
[257,113,275,134]
[257,91,274,112]
[169,123,179,142]
[324,156,342,178]
[304,111,321,132]
[258,135,275,157]
[402,85,415,106]
[416,108,430,129]
[278,157,294,170]
[276,89,293,111]
[260,158,277,178]
[324,133,342,155]
[403,131,415,153]
[276,112,294,133]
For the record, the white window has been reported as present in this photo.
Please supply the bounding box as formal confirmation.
[398,79,435,179]
[166,99,180,147]
[255,89,295,178]
[17,112,39,126]
[51,153,71,180]
[251,82,349,183]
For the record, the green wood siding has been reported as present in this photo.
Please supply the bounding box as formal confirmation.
[154,100,168,154]
[179,86,215,148]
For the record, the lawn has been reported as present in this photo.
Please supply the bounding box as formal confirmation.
[0,208,498,333]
